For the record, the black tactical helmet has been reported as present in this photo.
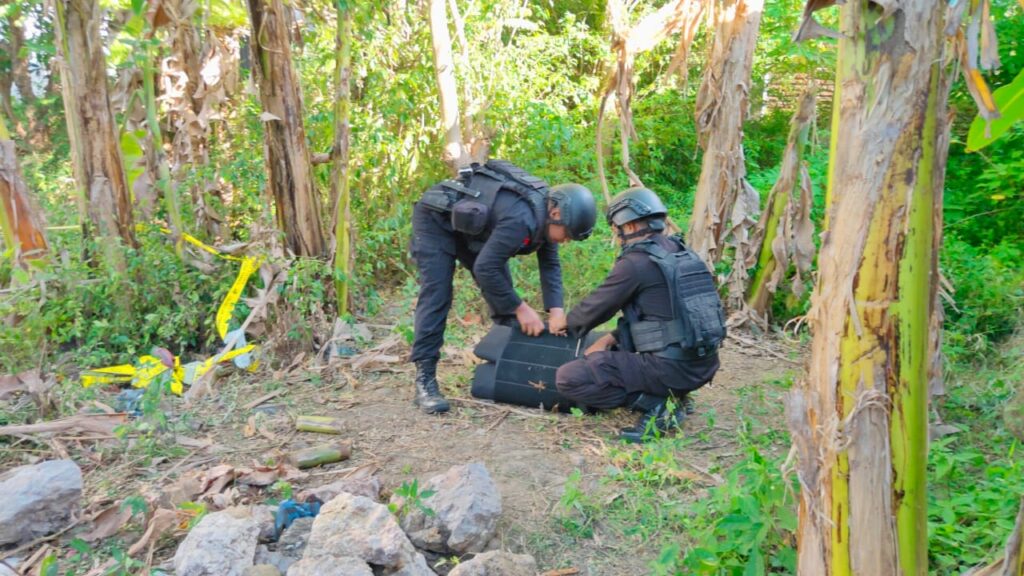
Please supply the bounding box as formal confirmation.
[548,183,597,241]
[606,186,668,228]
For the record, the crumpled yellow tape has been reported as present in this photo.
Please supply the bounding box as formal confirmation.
[83,227,262,395]
[81,346,257,396]
[216,256,262,340]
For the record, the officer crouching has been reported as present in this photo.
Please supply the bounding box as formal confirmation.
[556,187,725,443]
[410,160,597,414]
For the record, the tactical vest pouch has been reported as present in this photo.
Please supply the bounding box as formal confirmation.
[419,184,457,213]
[629,319,685,353]
[672,250,727,350]
[450,199,490,236]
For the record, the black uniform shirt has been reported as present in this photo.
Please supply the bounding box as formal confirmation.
[473,190,563,316]
[567,233,679,338]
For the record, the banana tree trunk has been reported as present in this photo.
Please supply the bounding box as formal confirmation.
[428,0,467,174]
[247,0,326,257]
[786,1,953,574]
[0,114,48,264]
[687,0,764,267]
[54,0,137,258]
[332,0,353,315]
[745,90,816,323]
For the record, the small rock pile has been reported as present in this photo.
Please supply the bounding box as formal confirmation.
[171,462,535,576]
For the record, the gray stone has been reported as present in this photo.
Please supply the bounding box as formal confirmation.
[252,504,277,543]
[298,493,434,576]
[278,516,315,552]
[254,516,315,573]
[286,556,373,576]
[244,565,282,576]
[387,554,436,576]
[447,552,536,576]
[391,463,501,554]
[173,508,261,576]
[298,475,381,503]
[0,460,82,546]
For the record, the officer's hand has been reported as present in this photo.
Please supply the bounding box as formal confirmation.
[548,308,568,336]
[515,302,545,337]
[584,333,616,356]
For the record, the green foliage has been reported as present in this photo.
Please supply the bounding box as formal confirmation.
[178,500,209,529]
[0,228,234,372]
[940,236,1023,361]
[557,406,797,575]
[667,447,797,576]
[389,478,437,519]
[928,337,1024,574]
[967,69,1024,152]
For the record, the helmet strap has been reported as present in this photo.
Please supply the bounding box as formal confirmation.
[617,224,657,244]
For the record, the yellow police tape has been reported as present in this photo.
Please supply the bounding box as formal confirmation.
[81,227,262,395]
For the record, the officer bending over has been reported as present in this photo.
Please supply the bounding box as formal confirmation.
[556,187,725,443]
[411,160,597,414]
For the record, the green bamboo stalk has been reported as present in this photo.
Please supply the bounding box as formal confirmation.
[290,442,352,469]
[332,0,353,315]
[296,415,344,434]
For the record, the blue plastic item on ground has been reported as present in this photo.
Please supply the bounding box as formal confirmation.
[273,498,322,539]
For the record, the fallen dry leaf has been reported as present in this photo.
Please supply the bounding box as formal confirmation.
[162,474,204,508]
[200,464,236,496]
[127,508,180,557]
[243,415,258,438]
[236,463,305,487]
[0,369,54,401]
[175,435,214,449]
[81,504,134,542]
[208,487,239,510]
[457,312,482,326]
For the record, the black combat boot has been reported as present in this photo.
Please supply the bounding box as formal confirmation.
[414,359,450,414]
[619,393,686,443]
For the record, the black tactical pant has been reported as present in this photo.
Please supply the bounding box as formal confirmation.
[555,350,720,410]
[409,202,516,363]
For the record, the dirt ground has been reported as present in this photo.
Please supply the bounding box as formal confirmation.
[209,332,798,575]
[1,329,801,575]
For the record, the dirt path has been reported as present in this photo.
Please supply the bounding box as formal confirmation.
[213,338,799,575]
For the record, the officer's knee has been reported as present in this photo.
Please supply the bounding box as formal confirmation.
[556,360,588,395]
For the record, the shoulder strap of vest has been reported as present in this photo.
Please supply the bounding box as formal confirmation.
[479,160,548,247]
[483,160,549,193]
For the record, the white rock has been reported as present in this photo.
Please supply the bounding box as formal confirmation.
[0,460,82,546]
[299,493,434,576]
[244,565,282,576]
[447,551,537,576]
[298,475,381,503]
[173,507,261,576]
[286,556,373,576]
[392,463,501,554]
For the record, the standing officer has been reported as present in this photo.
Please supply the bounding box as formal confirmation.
[410,160,597,414]
[555,187,725,442]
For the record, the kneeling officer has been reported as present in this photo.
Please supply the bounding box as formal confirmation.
[556,187,725,442]
[410,160,597,414]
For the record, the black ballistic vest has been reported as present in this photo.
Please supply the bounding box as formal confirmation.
[619,236,726,360]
